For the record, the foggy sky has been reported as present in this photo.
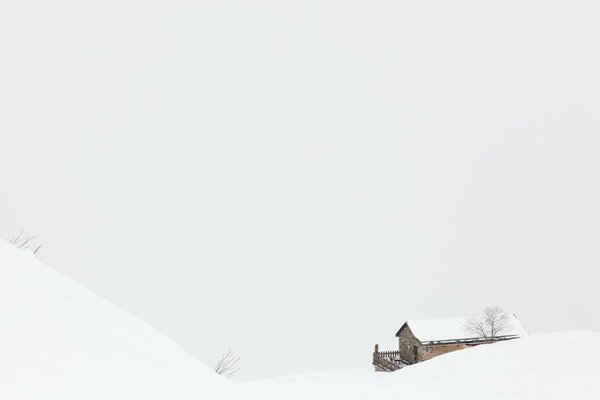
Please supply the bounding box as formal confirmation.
[1,0,600,380]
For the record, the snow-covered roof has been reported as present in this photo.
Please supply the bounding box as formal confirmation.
[396,315,528,344]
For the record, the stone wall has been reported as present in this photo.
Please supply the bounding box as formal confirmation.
[373,364,386,372]
[397,324,496,364]
[417,343,474,362]
[397,325,421,364]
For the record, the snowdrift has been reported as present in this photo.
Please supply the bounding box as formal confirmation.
[240,331,600,400]
[0,241,230,399]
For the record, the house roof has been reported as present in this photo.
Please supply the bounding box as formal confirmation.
[395,315,528,344]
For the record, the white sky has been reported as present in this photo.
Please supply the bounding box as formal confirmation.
[1,0,600,381]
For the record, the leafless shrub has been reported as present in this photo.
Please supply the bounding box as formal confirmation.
[463,305,512,341]
[214,348,240,379]
[9,230,43,255]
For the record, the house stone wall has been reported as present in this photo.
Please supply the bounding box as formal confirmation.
[397,324,490,364]
[417,343,473,362]
[397,325,421,364]
[397,323,508,365]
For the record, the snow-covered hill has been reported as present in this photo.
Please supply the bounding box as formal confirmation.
[2,239,599,399]
[0,241,230,399]
[240,331,600,400]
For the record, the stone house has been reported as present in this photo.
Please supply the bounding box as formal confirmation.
[373,315,526,371]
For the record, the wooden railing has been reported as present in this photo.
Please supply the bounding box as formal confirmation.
[372,347,408,372]
[420,334,520,346]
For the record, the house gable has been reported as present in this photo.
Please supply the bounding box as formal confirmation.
[395,322,412,339]
[396,323,420,364]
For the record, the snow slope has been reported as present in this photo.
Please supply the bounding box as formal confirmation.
[3,0,600,381]
[0,240,230,399]
[240,331,600,400]
[2,238,598,400]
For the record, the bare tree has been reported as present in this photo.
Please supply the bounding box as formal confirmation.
[463,305,512,341]
[9,230,43,255]
[214,348,240,379]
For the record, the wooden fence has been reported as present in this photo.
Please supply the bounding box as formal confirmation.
[372,348,408,372]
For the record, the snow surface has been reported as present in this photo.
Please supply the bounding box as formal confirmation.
[0,241,230,399]
[3,0,600,381]
[240,331,600,400]
[404,315,527,342]
[2,239,599,399]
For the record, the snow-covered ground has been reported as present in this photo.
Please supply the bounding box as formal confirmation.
[240,331,600,399]
[0,240,231,399]
[1,240,599,399]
